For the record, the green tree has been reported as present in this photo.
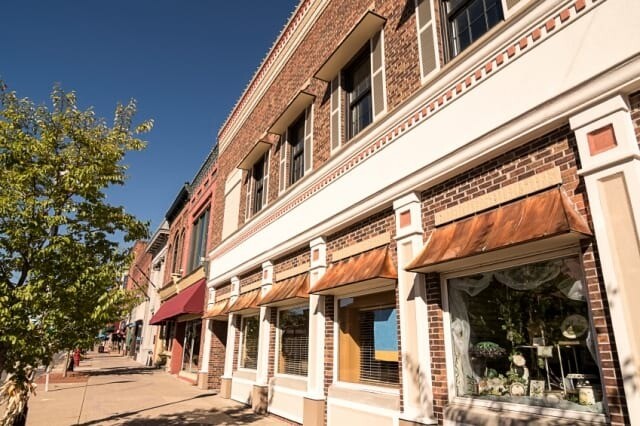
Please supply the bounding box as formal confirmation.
[0,82,151,425]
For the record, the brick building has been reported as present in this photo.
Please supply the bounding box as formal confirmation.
[149,147,219,387]
[182,0,638,425]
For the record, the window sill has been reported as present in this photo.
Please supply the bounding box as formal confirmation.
[448,397,607,425]
[328,382,400,411]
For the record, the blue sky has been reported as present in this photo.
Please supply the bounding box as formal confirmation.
[1,0,298,238]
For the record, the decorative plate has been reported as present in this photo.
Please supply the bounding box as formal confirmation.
[510,382,526,397]
[561,314,588,339]
[512,354,526,367]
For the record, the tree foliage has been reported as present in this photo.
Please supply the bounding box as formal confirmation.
[0,82,151,424]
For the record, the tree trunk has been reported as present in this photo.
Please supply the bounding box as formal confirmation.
[62,351,71,378]
[11,405,27,426]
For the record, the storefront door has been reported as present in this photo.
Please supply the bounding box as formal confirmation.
[181,320,201,373]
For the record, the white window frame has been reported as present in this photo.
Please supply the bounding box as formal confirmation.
[238,314,260,371]
[274,303,310,379]
[439,245,608,423]
[332,286,401,395]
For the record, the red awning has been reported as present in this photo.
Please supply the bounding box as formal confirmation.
[149,279,206,325]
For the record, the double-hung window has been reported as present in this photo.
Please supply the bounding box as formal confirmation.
[188,209,209,273]
[251,155,266,215]
[288,115,305,186]
[443,0,503,58]
[344,47,373,140]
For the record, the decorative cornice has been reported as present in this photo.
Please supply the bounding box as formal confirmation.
[211,0,598,263]
[218,0,318,147]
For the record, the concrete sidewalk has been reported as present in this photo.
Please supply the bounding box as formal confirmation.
[27,352,283,425]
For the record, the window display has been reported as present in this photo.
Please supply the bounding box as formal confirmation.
[240,315,259,369]
[338,290,399,386]
[278,306,309,376]
[447,256,603,413]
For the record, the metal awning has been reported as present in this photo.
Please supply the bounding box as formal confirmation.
[227,289,261,313]
[203,299,229,319]
[406,188,592,273]
[309,246,397,295]
[149,279,206,325]
[260,273,309,307]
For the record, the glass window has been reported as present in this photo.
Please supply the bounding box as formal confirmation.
[162,321,175,352]
[338,290,399,386]
[252,156,265,215]
[447,256,603,413]
[181,320,202,373]
[188,209,209,272]
[288,115,305,186]
[240,315,260,369]
[278,306,309,376]
[444,0,503,58]
[344,47,372,140]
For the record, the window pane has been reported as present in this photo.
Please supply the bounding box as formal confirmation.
[289,116,305,185]
[447,257,603,413]
[446,0,503,58]
[278,307,309,376]
[252,156,265,214]
[241,316,259,369]
[338,291,399,386]
[345,48,373,140]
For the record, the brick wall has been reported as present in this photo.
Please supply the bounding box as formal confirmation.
[232,315,241,373]
[268,307,277,379]
[325,207,397,264]
[273,246,310,277]
[424,272,447,423]
[419,125,630,425]
[239,268,262,290]
[323,295,335,425]
[207,319,228,391]
[211,0,423,249]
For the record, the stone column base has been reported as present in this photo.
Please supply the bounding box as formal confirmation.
[252,385,268,414]
[303,397,325,426]
[220,377,232,399]
[197,372,208,390]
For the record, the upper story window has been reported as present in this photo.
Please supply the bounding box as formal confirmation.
[170,232,183,274]
[251,155,266,215]
[443,0,503,58]
[288,115,305,186]
[188,208,209,273]
[344,47,373,140]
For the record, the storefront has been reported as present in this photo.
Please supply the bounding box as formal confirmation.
[149,278,206,383]
[407,179,614,423]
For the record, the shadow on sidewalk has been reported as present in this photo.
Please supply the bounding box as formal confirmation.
[115,406,269,425]
[86,367,155,376]
[76,393,218,426]
[46,379,135,392]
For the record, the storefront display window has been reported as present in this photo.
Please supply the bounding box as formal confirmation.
[278,306,309,376]
[240,315,259,369]
[446,256,603,413]
[338,290,399,386]
[181,320,201,374]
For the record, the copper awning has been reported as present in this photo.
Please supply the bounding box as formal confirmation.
[260,273,309,306]
[228,289,261,313]
[309,246,397,295]
[203,299,229,319]
[406,188,592,272]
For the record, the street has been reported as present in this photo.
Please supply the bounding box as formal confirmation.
[27,352,284,425]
